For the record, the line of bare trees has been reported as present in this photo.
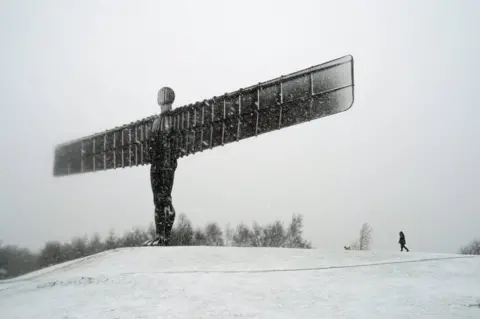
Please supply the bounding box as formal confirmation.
[3,216,478,280]
[459,239,480,255]
[0,213,311,279]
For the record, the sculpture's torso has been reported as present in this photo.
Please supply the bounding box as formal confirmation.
[150,115,177,172]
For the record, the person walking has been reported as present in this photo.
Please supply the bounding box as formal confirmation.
[399,231,409,252]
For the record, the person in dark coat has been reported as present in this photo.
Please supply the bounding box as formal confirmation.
[399,231,409,252]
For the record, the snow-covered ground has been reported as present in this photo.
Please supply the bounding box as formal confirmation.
[1,247,479,318]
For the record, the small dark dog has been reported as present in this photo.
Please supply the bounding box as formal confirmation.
[344,246,351,250]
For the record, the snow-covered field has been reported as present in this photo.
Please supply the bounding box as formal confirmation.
[1,247,479,319]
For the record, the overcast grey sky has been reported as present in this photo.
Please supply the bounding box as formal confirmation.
[1,0,479,253]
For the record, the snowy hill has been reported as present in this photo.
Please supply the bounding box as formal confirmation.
[1,247,479,318]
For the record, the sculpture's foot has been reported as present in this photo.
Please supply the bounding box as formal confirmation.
[143,236,167,247]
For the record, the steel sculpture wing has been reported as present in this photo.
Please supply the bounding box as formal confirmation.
[53,55,354,177]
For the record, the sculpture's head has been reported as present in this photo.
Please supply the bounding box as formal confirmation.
[157,87,175,113]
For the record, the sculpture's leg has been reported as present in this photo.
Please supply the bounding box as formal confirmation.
[150,167,176,246]
[162,200,175,245]
[163,168,176,245]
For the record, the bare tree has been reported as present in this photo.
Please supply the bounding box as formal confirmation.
[459,239,480,255]
[38,241,64,267]
[105,229,119,250]
[88,233,104,255]
[264,221,286,247]
[231,223,253,247]
[359,223,373,250]
[70,235,89,258]
[204,223,224,246]
[348,223,373,251]
[193,228,207,245]
[283,214,311,249]
[170,214,194,246]
[224,223,234,246]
